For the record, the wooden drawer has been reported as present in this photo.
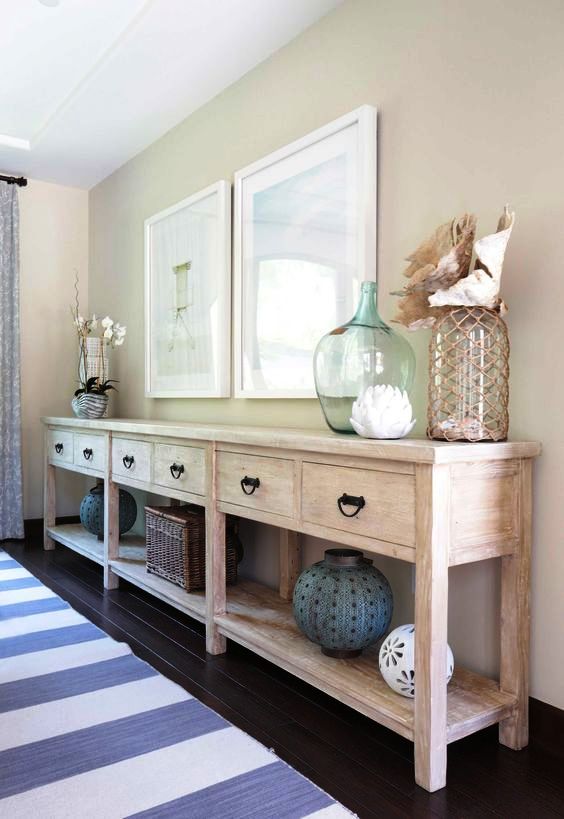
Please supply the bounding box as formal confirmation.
[301,461,415,547]
[47,429,74,465]
[74,433,106,472]
[112,437,152,483]
[153,443,206,495]
[217,451,295,517]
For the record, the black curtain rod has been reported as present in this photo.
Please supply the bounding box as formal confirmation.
[0,174,27,187]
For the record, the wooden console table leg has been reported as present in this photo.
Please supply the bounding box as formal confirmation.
[43,428,55,550]
[104,435,119,590]
[499,458,532,749]
[206,443,227,655]
[279,529,301,601]
[414,463,450,792]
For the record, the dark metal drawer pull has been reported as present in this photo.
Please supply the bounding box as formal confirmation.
[83,448,93,461]
[337,493,366,517]
[170,463,185,480]
[123,454,134,469]
[55,443,64,454]
[241,476,260,495]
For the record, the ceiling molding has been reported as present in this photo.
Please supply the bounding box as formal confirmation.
[32,0,155,148]
[0,0,343,188]
[0,134,30,151]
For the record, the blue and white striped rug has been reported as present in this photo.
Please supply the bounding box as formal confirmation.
[0,550,351,818]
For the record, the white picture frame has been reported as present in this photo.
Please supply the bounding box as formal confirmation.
[144,180,231,398]
[233,105,377,399]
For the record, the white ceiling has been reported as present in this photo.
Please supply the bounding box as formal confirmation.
[0,0,341,189]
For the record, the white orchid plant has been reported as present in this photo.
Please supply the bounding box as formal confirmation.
[71,274,126,395]
[73,313,127,347]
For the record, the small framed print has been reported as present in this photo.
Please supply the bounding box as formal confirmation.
[233,105,377,398]
[144,180,231,397]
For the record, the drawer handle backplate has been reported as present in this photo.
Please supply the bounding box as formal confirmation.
[241,475,260,495]
[123,454,135,470]
[83,448,93,461]
[55,443,64,454]
[170,463,185,480]
[337,493,366,518]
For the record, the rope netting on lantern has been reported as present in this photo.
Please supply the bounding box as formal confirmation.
[427,306,509,442]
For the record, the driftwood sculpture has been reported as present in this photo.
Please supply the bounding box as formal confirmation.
[393,206,515,329]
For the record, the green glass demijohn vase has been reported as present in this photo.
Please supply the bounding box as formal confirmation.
[313,281,415,433]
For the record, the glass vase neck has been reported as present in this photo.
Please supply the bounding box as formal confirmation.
[349,281,386,327]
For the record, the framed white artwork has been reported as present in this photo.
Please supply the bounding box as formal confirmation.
[233,105,377,399]
[144,180,231,397]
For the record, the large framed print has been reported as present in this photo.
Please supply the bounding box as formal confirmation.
[144,181,231,397]
[234,105,377,399]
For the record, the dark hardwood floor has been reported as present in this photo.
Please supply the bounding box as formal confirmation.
[3,538,564,818]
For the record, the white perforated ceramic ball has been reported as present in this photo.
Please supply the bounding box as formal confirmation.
[378,624,454,698]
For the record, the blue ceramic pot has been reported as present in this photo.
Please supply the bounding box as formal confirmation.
[80,484,137,538]
[293,548,393,658]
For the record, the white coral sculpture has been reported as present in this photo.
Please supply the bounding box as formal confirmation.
[350,385,416,439]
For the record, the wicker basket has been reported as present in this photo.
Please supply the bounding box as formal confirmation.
[145,505,239,591]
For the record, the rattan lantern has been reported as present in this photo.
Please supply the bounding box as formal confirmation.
[427,306,509,442]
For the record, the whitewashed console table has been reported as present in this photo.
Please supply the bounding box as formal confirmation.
[42,416,540,792]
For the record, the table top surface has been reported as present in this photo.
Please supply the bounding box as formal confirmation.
[43,416,541,464]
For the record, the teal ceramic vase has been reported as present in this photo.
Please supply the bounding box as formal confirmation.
[80,484,137,538]
[293,548,393,658]
[313,281,415,433]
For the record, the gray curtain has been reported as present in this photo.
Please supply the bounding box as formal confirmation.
[0,182,23,540]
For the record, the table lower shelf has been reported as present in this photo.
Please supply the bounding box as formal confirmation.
[46,523,517,746]
[46,524,145,566]
[215,580,518,744]
[109,557,206,623]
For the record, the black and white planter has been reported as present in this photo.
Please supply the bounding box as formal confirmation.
[71,393,109,419]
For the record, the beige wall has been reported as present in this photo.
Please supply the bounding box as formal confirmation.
[89,0,564,709]
[20,178,89,518]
